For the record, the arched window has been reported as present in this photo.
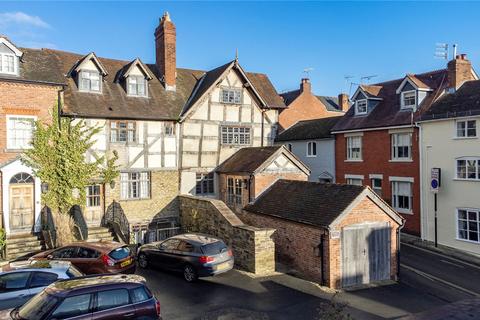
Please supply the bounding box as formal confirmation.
[10,172,34,184]
[307,141,317,157]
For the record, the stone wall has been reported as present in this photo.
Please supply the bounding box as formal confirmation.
[105,170,180,225]
[179,195,275,275]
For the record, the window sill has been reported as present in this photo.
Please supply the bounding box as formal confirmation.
[126,94,149,99]
[395,209,414,215]
[306,155,317,158]
[119,198,151,202]
[78,90,103,95]
[389,159,413,163]
[452,137,478,140]
[453,178,480,182]
[455,237,480,245]
[344,159,363,162]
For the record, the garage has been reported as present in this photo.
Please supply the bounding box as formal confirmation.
[239,179,404,289]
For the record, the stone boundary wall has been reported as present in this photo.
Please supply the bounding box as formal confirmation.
[179,195,275,275]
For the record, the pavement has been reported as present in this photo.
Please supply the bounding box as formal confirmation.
[137,243,480,320]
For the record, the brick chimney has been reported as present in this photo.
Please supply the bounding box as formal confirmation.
[338,93,350,112]
[448,54,474,91]
[155,12,176,91]
[300,78,311,93]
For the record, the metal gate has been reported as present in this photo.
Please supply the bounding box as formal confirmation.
[341,222,391,287]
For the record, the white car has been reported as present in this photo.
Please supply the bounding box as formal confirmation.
[0,260,83,310]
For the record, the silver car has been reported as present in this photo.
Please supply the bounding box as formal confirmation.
[0,260,83,310]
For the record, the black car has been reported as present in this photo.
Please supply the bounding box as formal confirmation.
[137,233,234,282]
[0,274,161,320]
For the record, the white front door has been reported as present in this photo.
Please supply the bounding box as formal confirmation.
[84,185,103,226]
[9,184,34,233]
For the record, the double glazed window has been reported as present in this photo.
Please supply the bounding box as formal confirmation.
[79,70,101,92]
[401,91,416,108]
[307,141,317,157]
[457,209,479,243]
[346,136,362,160]
[456,157,480,180]
[355,100,367,115]
[120,172,150,200]
[456,120,477,138]
[196,173,214,195]
[127,76,147,97]
[391,133,412,160]
[221,126,251,145]
[227,178,243,205]
[0,53,15,74]
[221,88,242,104]
[392,181,413,213]
[110,121,136,143]
[7,116,35,150]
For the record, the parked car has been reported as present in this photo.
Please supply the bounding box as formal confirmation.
[0,260,83,311]
[0,274,161,320]
[30,240,136,275]
[137,233,234,282]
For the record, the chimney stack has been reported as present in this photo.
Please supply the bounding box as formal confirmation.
[155,12,176,91]
[300,78,311,93]
[448,54,474,91]
[338,93,350,112]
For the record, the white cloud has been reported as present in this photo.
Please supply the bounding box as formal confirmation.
[0,12,51,29]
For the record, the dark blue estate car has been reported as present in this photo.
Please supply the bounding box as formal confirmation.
[137,233,234,282]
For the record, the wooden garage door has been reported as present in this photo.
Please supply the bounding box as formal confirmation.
[341,223,391,287]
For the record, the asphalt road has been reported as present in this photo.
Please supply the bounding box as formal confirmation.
[136,244,480,320]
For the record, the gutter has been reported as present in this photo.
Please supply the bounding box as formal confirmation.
[0,76,66,87]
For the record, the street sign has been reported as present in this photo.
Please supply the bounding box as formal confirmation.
[431,168,441,193]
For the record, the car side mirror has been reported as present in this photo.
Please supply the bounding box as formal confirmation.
[46,254,53,260]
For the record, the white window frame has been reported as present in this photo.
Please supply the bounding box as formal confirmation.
[221,126,251,145]
[6,115,36,150]
[86,185,101,207]
[400,90,417,109]
[0,53,17,75]
[457,208,480,244]
[371,178,382,196]
[120,172,150,200]
[346,135,362,161]
[78,70,101,93]
[306,141,317,157]
[455,157,480,181]
[391,180,413,214]
[345,174,363,186]
[355,99,368,115]
[127,75,148,97]
[391,132,412,161]
[220,88,242,104]
[455,119,477,138]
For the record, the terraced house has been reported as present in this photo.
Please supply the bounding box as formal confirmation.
[0,12,286,250]
[332,55,478,235]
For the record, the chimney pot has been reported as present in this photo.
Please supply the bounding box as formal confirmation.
[155,12,176,91]
[300,78,311,93]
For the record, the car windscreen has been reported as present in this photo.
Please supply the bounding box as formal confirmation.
[108,246,131,260]
[201,241,228,255]
[17,291,58,320]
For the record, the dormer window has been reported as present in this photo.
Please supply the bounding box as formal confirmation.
[0,53,16,74]
[0,37,22,76]
[127,76,147,97]
[401,91,416,109]
[355,99,367,115]
[221,88,242,104]
[79,70,101,93]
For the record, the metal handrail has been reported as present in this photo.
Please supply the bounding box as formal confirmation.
[102,201,130,244]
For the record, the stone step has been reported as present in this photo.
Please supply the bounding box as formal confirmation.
[7,245,42,255]
[7,239,43,249]
[6,236,40,245]
[89,227,111,235]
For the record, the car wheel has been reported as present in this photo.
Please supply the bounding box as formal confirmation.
[183,264,198,282]
[138,253,149,269]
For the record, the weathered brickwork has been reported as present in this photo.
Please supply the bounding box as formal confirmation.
[0,81,60,164]
[335,129,420,235]
[253,172,307,196]
[179,195,275,275]
[105,170,179,224]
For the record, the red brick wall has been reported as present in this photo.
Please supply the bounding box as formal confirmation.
[335,129,420,235]
[0,81,59,164]
[253,172,307,197]
[279,89,344,131]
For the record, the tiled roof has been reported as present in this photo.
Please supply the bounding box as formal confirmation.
[275,116,342,142]
[333,69,448,132]
[215,146,281,174]
[419,80,480,121]
[280,90,342,112]
[245,180,366,228]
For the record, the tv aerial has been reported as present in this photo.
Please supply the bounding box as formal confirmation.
[303,67,314,78]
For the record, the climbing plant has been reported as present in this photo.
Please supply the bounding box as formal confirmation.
[22,106,119,245]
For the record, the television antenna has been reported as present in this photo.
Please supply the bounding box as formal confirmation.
[349,82,360,96]
[344,75,355,93]
[434,43,449,60]
[360,75,377,84]
[303,67,314,78]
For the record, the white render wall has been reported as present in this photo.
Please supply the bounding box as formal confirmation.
[420,117,480,255]
[277,139,335,182]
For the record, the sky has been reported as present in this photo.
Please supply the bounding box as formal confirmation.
[1,1,479,97]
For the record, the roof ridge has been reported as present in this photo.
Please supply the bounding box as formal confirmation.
[371,68,448,86]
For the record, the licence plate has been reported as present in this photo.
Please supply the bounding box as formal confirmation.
[120,258,132,268]
[216,262,229,271]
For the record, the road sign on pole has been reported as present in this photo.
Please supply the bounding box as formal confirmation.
[431,168,441,193]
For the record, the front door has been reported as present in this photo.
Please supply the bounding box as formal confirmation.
[85,185,103,226]
[9,184,34,233]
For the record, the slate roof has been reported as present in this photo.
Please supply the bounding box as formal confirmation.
[215,146,281,174]
[333,69,449,132]
[1,45,285,121]
[280,90,342,112]
[419,80,480,121]
[275,116,342,142]
[245,180,366,228]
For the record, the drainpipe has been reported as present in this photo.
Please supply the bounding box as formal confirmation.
[320,233,326,286]
[261,110,265,147]
[397,219,406,279]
